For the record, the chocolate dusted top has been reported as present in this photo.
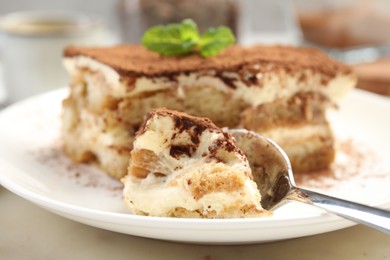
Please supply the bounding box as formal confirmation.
[64,44,352,78]
[138,108,245,160]
[139,108,220,136]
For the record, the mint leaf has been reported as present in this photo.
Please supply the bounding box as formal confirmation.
[141,19,200,56]
[199,26,236,57]
[141,19,236,58]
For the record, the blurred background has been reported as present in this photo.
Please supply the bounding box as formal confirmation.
[0,0,389,103]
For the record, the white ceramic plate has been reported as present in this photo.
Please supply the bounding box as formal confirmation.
[0,89,389,244]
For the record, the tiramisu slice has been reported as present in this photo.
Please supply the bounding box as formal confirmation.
[122,108,268,218]
[62,44,356,178]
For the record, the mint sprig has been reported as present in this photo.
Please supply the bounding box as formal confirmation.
[199,27,236,57]
[141,19,236,58]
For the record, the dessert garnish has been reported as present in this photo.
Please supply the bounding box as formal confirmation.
[141,18,236,57]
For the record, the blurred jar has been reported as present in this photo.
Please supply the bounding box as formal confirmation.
[294,0,390,96]
[118,0,239,43]
[294,0,390,49]
[239,0,301,45]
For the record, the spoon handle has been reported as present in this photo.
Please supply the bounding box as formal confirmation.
[295,187,390,235]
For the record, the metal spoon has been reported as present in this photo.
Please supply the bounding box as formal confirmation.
[230,129,390,235]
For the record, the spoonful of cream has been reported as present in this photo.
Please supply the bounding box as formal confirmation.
[230,129,390,235]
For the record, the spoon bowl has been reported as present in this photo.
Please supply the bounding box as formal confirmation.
[230,129,390,235]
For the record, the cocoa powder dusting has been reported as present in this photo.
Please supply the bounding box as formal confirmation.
[27,131,388,201]
[295,138,381,191]
[28,138,123,196]
[64,44,351,78]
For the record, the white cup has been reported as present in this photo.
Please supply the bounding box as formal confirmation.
[0,10,108,103]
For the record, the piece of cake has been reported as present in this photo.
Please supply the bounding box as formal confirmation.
[122,108,268,218]
[62,44,356,178]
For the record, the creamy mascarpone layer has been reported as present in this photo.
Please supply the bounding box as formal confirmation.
[63,56,356,106]
[122,163,261,217]
[264,124,331,146]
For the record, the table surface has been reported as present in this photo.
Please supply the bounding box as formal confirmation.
[1,186,389,260]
